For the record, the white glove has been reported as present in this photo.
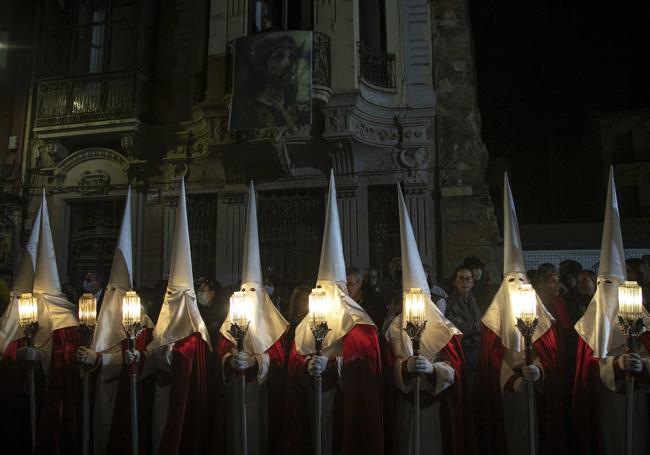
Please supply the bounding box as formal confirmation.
[406,355,434,375]
[230,351,256,371]
[307,355,328,377]
[522,364,541,382]
[76,346,98,365]
[618,353,643,373]
[17,347,39,362]
[124,349,141,365]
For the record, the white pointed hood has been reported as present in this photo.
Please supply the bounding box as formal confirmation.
[386,185,460,359]
[92,188,152,353]
[482,173,554,352]
[0,206,42,354]
[575,168,650,358]
[220,182,289,354]
[149,180,211,351]
[294,170,374,355]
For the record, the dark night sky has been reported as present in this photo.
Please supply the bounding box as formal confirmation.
[468,1,650,224]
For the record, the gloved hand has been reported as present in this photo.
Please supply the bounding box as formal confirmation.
[124,349,141,365]
[17,347,39,362]
[522,364,541,382]
[406,355,434,375]
[230,351,256,371]
[76,346,98,365]
[618,353,643,373]
[307,355,329,377]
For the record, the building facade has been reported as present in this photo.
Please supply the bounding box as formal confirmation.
[1,0,499,289]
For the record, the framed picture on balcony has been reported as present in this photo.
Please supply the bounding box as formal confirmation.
[228,31,312,131]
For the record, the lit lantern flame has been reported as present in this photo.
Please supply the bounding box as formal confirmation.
[619,281,643,320]
[513,284,537,324]
[78,293,97,327]
[404,288,426,324]
[309,287,330,326]
[122,290,142,327]
[230,290,253,327]
[18,293,38,328]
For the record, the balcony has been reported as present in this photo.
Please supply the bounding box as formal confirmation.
[35,70,150,127]
[358,42,396,89]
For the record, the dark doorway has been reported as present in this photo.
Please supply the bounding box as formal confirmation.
[368,184,399,282]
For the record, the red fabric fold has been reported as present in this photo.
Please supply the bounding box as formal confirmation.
[383,335,477,455]
[105,328,154,455]
[476,324,567,455]
[38,326,84,454]
[573,333,650,455]
[214,333,287,455]
[157,333,213,455]
[282,324,383,455]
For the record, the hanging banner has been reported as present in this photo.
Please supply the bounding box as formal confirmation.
[229,31,312,131]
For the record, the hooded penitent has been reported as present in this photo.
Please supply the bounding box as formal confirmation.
[575,168,650,358]
[32,190,78,347]
[573,168,650,455]
[149,178,211,350]
[383,184,477,455]
[293,170,374,355]
[219,181,288,354]
[481,173,554,350]
[0,205,42,354]
[477,173,566,455]
[92,187,152,353]
[386,184,460,358]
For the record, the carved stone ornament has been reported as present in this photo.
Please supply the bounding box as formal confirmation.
[399,147,431,169]
[78,170,111,195]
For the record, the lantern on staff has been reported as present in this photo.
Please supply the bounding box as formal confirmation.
[78,293,97,344]
[18,292,39,340]
[228,289,253,351]
[122,290,144,348]
[403,288,427,355]
[617,280,645,351]
[308,286,332,355]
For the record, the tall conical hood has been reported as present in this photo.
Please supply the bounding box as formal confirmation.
[219,181,289,354]
[598,168,626,280]
[503,173,526,276]
[108,186,133,288]
[168,179,194,289]
[293,170,374,355]
[574,168,647,358]
[12,206,42,293]
[92,187,140,353]
[33,190,61,294]
[241,182,262,284]
[149,179,211,351]
[317,171,346,286]
[482,173,554,352]
[1,206,43,354]
[397,185,429,292]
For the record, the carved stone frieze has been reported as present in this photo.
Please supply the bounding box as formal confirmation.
[399,147,431,169]
[78,170,111,195]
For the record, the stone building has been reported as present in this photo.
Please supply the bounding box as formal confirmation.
[1,0,499,290]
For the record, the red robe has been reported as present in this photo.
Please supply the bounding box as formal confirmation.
[573,333,650,455]
[38,326,84,454]
[0,338,45,452]
[104,328,154,454]
[282,324,383,455]
[383,335,477,455]
[214,334,287,455]
[156,332,213,455]
[476,324,567,455]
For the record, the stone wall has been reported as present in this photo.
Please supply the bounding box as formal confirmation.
[430,0,501,277]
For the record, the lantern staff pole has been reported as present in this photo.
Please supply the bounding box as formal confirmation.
[515,316,539,455]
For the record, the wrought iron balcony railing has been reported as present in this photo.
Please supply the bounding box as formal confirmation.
[35,70,150,127]
[358,42,396,89]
